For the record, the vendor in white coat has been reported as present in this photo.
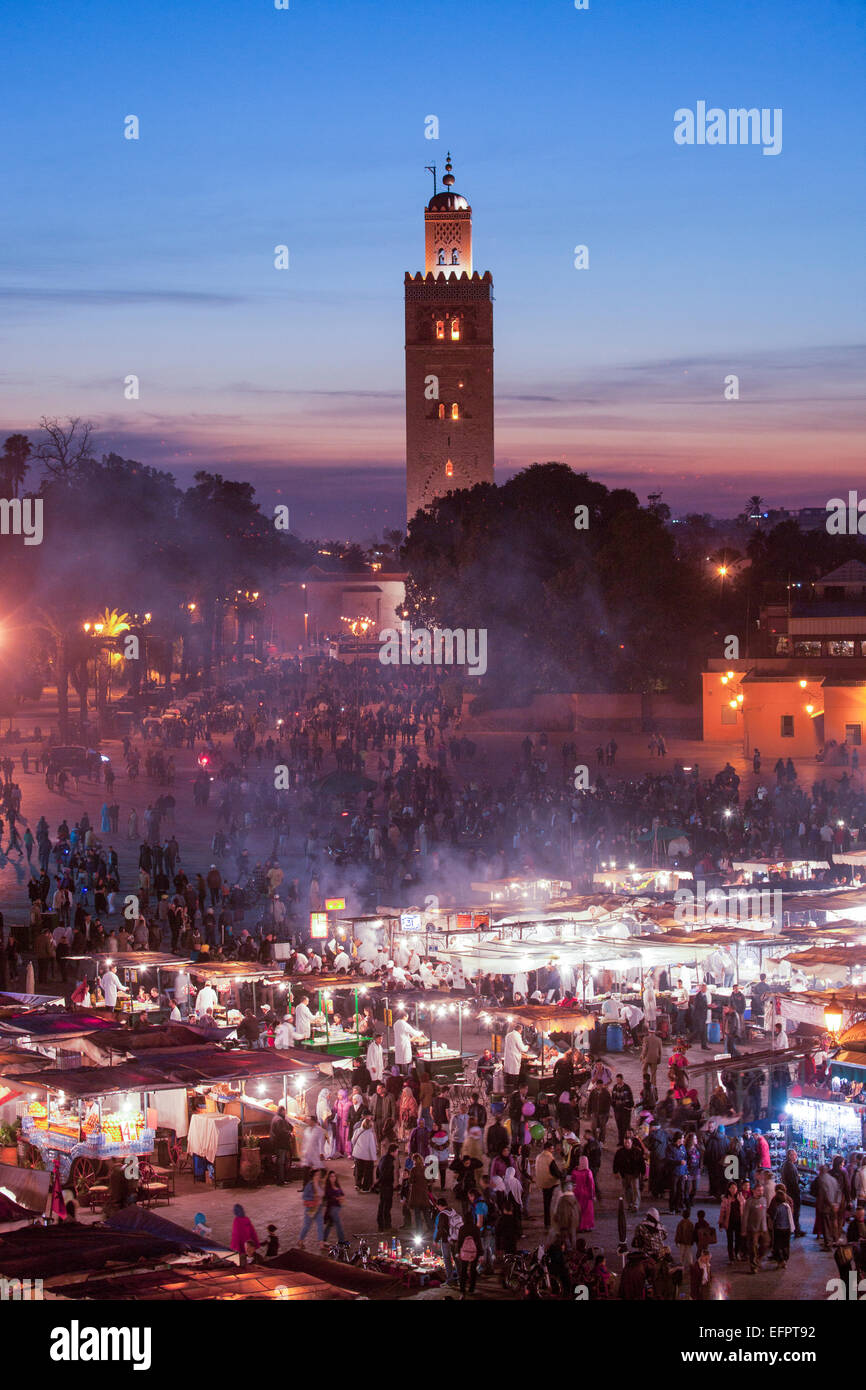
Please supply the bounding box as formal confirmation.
[642,978,658,1027]
[195,982,218,1017]
[293,992,314,1040]
[366,1032,385,1082]
[100,963,127,1009]
[393,1015,423,1074]
[503,1025,529,1087]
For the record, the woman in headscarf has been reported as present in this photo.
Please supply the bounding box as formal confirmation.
[571,1155,596,1231]
[398,1081,419,1140]
[334,1088,352,1157]
[230,1204,259,1265]
[504,1164,526,1217]
[316,1086,333,1155]
[551,1181,580,1251]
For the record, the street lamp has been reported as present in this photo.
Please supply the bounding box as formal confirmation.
[824,994,843,1037]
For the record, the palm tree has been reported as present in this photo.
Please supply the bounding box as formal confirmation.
[35,609,71,741]
[90,610,131,712]
[0,434,32,498]
[741,495,766,529]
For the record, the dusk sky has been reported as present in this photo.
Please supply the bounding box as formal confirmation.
[2,0,864,536]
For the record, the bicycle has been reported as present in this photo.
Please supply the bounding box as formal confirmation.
[326,1240,353,1263]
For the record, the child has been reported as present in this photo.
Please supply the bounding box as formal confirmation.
[194,1211,212,1238]
[265,1224,279,1257]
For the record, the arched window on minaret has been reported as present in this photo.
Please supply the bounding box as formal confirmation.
[445,459,454,477]
[451,317,461,341]
[436,320,445,340]
[451,249,459,265]
[438,403,445,419]
[451,402,460,420]
[437,249,445,265]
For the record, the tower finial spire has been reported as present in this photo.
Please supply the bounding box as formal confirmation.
[442,152,455,189]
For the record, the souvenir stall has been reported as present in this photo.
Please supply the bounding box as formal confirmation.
[370,1235,447,1288]
[784,1095,866,1198]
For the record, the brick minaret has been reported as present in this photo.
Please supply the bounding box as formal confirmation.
[405,153,494,524]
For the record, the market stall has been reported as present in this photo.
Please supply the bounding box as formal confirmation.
[66,953,192,1020]
[469,876,573,905]
[187,961,288,1023]
[784,1094,866,1197]
[10,1062,159,1186]
[288,973,375,1059]
[482,1003,594,1087]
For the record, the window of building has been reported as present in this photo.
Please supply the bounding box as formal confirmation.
[451,402,459,420]
[450,318,460,340]
[437,249,445,265]
[720,705,737,725]
[775,636,792,654]
[828,640,855,656]
[793,640,821,656]
[780,715,794,738]
[445,459,453,477]
[436,320,445,340]
[846,723,862,745]
[438,403,445,419]
[451,249,459,265]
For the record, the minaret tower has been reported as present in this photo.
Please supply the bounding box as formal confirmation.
[404,153,494,523]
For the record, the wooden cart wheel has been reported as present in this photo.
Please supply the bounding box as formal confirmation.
[71,1156,104,1190]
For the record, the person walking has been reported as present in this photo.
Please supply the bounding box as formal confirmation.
[230,1204,260,1265]
[613,1133,643,1213]
[351,1117,378,1193]
[719,1181,745,1263]
[407,1153,431,1234]
[298,1170,326,1249]
[376,1143,398,1232]
[768,1184,795,1268]
[743,1185,768,1273]
[640,1030,662,1089]
[269,1105,294,1186]
[534,1139,563,1229]
[587,1081,612,1146]
[322,1171,347,1245]
[611,1073,634,1144]
[456,1219,481,1298]
[780,1148,805,1236]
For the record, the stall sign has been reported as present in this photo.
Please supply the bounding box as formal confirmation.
[473,913,490,930]
[310,913,329,939]
[400,911,422,933]
[451,959,466,991]
[457,914,472,931]
[325,898,346,911]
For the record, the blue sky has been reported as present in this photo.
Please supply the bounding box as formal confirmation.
[1,0,864,535]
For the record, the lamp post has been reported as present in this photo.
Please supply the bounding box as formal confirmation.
[824,994,843,1039]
